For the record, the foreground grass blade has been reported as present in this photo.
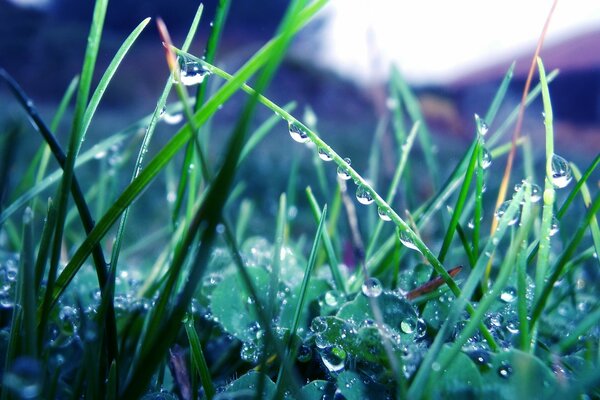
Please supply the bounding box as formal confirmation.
[276,205,326,390]
[120,2,325,397]
[408,185,526,397]
[48,0,328,309]
[185,317,216,400]
[306,187,346,294]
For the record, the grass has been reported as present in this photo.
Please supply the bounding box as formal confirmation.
[0,1,599,399]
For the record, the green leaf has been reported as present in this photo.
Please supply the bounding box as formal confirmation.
[479,349,557,399]
[221,371,276,399]
[431,347,482,398]
[336,371,387,400]
[210,266,270,342]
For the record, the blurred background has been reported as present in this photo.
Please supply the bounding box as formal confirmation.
[0,0,599,241]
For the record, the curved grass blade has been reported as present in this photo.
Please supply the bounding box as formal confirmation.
[48,0,328,310]
[189,51,499,347]
[110,6,203,280]
[534,57,556,299]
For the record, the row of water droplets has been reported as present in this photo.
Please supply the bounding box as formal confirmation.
[288,120,425,258]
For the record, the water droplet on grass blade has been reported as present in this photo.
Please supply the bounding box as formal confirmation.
[377,207,391,221]
[480,147,492,169]
[337,158,352,180]
[475,114,489,136]
[397,229,421,253]
[177,54,210,86]
[549,216,559,236]
[550,154,572,188]
[318,147,333,161]
[356,185,374,205]
[161,112,183,125]
[361,277,383,297]
[320,346,346,373]
[288,122,309,143]
[495,201,519,226]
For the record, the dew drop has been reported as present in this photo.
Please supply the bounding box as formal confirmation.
[397,229,421,253]
[479,147,492,169]
[361,277,383,298]
[475,117,489,137]
[497,362,513,379]
[356,186,374,205]
[288,122,309,143]
[162,112,183,125]
[500,286,517,303]
[495,201,519,226]
[177,54,210,86]
[550,154,572,189]
[530,184,542,203]
[310,317,328,334]
[337,158,352,180]
[318,147,333,161]
[377,207,392,221]
[400,319,416,334]
[549,215,559,236]
[320,346,346,373]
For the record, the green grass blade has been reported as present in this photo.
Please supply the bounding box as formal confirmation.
[34,198,56,290]
[563,160,600,268]
[110,5,203,276]
[390,66,439,189]
[425,189,534,395]
[534,57,556,299]
[306,187,345,294]
[366,121,419,259]
[530,191,600,327]
[36,76,80,185]
[185,317,216,400]
[80,17,151,147]
[48,0,328,308]
[270,193,287,319]
[437,137,478,263]
[408,185,527,397]
[556,303,600,353]
[19,207,36,357]
[276,205,326,388]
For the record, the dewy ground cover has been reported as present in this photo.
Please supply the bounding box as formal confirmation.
[0,1,599,399]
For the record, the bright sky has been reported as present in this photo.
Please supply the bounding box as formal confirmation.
[316,0,600,84]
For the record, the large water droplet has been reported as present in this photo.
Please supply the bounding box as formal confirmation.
[320,346,346,373]
[475,114,489,136]
[161,111,183,125]
[479,147,492,169]
[500,286,517,303]
[337,158,352,180]
[318,147,333,161]
[400,319,416,334]
[356,186,374,205]
[377,207,392,221]
[361,277,383,297]
[177,54,210,86]
[550,154,572,188]
[288,122,309,143]
[397,229,421,253]
[495,201,519,226]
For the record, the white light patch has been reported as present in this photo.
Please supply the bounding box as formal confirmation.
[315,0,600,84]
